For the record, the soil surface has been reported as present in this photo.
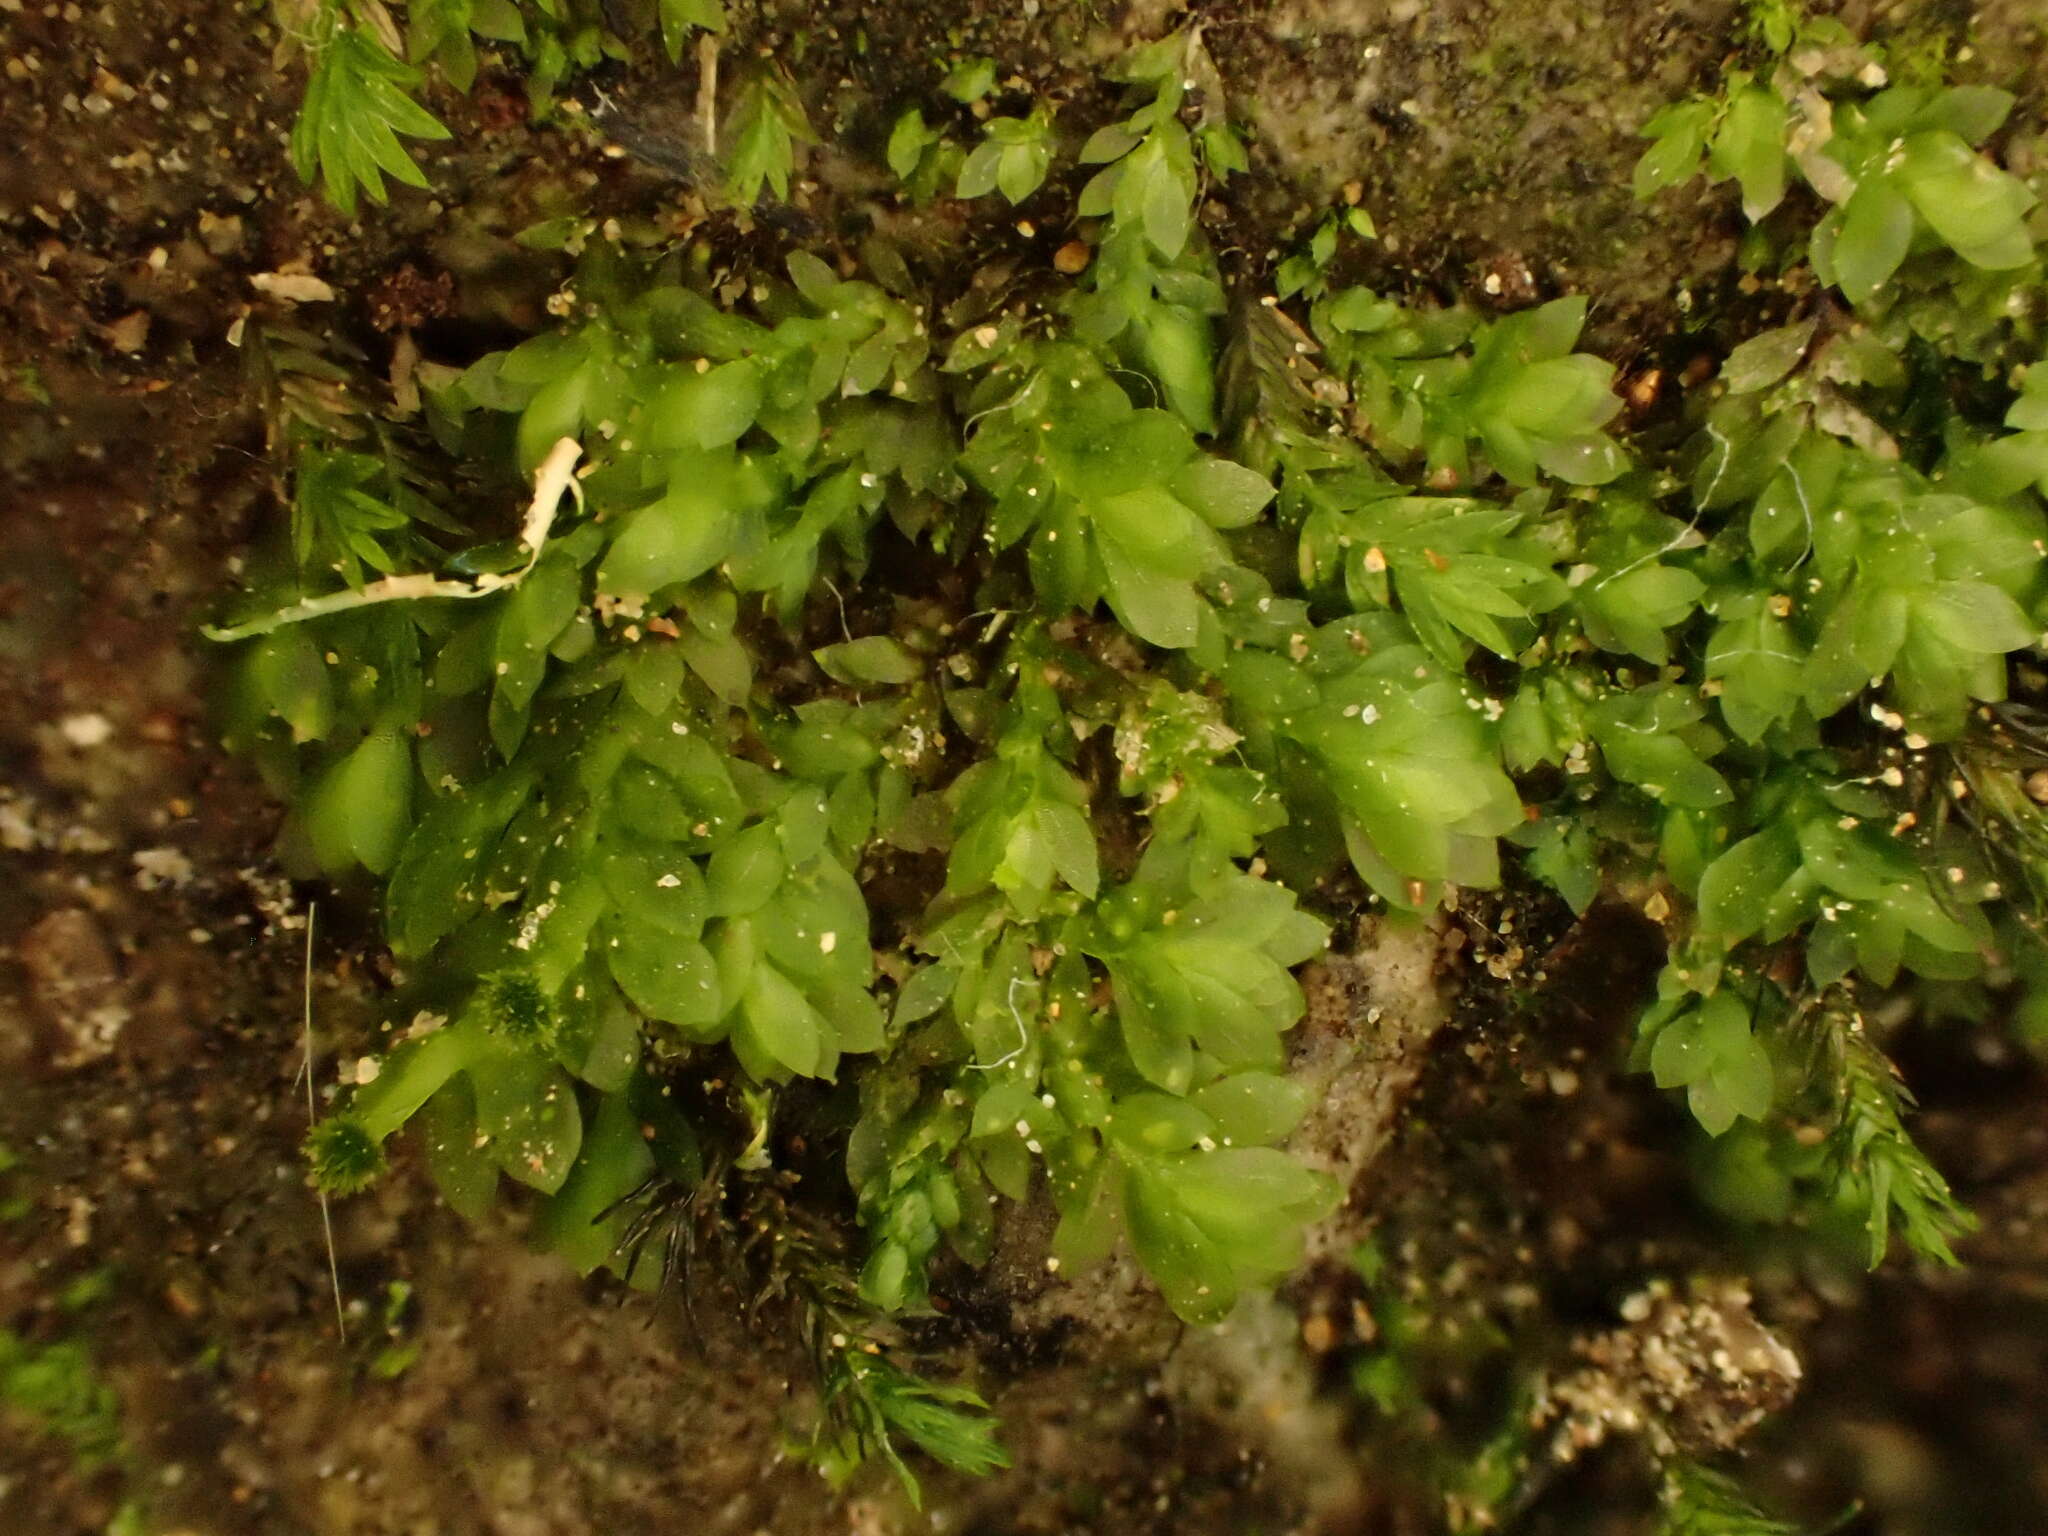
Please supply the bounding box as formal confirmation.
[6,2,2048,1534]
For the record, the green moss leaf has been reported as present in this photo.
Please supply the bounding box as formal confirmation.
[815,635,922,686]
[657,0,725,63]
[1649,992,1774,1136]
[417,1077,498,1221]
[1633,99,1714,198]
[470,1049,582,1193]
[1709,85,1789,222]
[608,922,724,1035]
[1111,959,1195,1094]
[599,840,708,937]
[1832,179,1914,304]
[1897,131,2037,269]
[599,490,736,600]
[530,1087,660,1274]
[647,361,765,451]
[707,822,788,916]
[1188,1073,1310,1146]
[739,960,830,1077]
[1170,457,1275,528]
[246,629,335,743]
[1697,827,1801,944]
[1720,320,1816,395]
[308,727,415,875]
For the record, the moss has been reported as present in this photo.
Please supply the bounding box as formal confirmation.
[196,0,2048,1519]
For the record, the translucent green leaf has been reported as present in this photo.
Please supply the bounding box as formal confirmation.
[1720,319,1815,394]
[1133,304,1218,435]
[607,923,723,1034]
[1508,295,1588,360]
[1707,604,1805,743]
[1059,409,1191,500]
[1034,803,1100,899]
[1080,123,1141,164]
[1098,534,1203,649]
[1170,457,1275,528]
[940,56,996,104]
[1110,1092,1216,1154]
[308,728,414,875]
[955,141,1004,200]
[599,841,707,937]
[466,0,524,43]
[657,0,725,64]
[407,0,478,91]
[739,961,829,1077]
[247,629,335,743]
[1915,582,2035,654]
[1649,993,1773,1136]
[1493,356,1619,438]
[514,358,594,472]
[610,756,738,847]
[1532,433,1630,486]
[1794,816,1894,902]
[1697,828,1800,943]
[555,972,641,1092]
[1918,85,2014,144]
[470,1049,582,1193]
[1520,816,1601,914]
[1583,563,1703,664]
[492,555,580,719]
[1598,724,1730,809]
[387,771,534,957]
[1633,99,1713,198]
[1832,179,1914,304]
[1897,131,2037,269]
[1111,961,1195,1094]
[996,142,1051,205]
[814,635,922,686]
[1093,485,1220,580]
[1710,85,1789,222]
[530,1088,655,1274]
[681,626,754,706]
[417,1077,497,1221]
[1140,155,1192,259]
[893,962,954,1026]
[1077,163,1121,218]
[1122,1162,1234,1322]
[887,108,934,181]
[598,492,734,600]
[1171,1146,1332,1262]
[1188,1073,1310,1146]
[647,360,765,452]
[707,822,787,916]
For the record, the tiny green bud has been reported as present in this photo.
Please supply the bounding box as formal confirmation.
[306,1115,388,1197]
[476,969,555,1048]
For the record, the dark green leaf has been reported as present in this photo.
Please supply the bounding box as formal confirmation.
[814,635,922,686]
[1721,320,1815,394]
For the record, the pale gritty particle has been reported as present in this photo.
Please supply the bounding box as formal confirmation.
[133,846,196,890]
[60,712,114,747]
